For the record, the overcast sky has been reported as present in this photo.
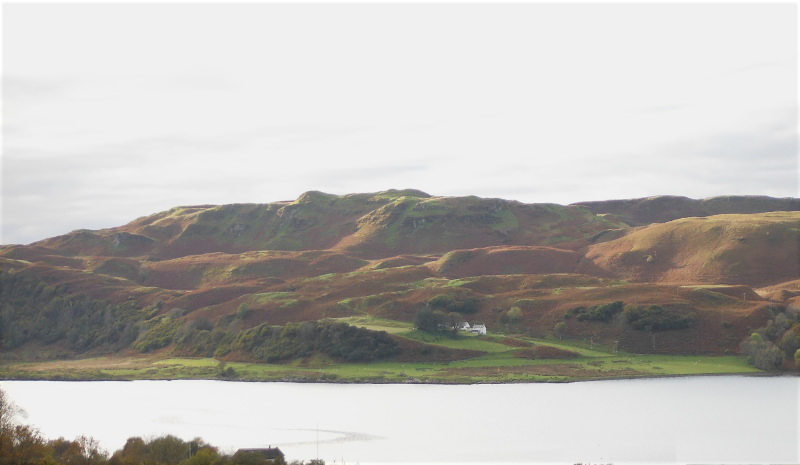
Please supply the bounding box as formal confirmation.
[2,2,797,245]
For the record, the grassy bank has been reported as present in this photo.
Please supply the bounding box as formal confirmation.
[1,325,762,383]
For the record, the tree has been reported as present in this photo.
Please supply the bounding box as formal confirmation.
[414,308,439,332]
[740,333,767,364]
[52,435,107,465]
[0,386,19,432]
[778,329,800,357]
[754,345,785,371]
[446,312,463,335]
[795,348,800,367]
[428,294,454,310]
[148,435,190,465]
[554,322,567,340]
[237,304,250,320]
[0,387,22,463]
[507,307,523,326]
[109,437,147,465]
[181,446,222,465]
[741,333,785,370]
[5,424,47,465]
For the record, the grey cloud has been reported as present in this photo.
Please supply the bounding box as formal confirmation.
[89,125,368,159]
[89,134,243,160]
[638,121,797,197]
[722,61,785,76]
[3,75,76,101]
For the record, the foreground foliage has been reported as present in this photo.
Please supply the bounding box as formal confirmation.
[1,387,324,465]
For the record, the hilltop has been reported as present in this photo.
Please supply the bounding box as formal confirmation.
[1,190,798,382]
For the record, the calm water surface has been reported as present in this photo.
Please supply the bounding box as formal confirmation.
[1,376,798,464]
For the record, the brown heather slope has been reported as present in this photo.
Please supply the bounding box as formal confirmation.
[757,279,800,302]
[428,245,611,279]
[581,212,800,288]
[573,195,800,226]
[1,191,798,361]
[140,250,368,291]
[13,190,624,261]
[332,195,625,257]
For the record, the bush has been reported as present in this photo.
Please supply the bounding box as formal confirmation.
[427,293,479,314]
[778,327,800,357]
[228,321,399,363]
[740,333,785,370]
[414,307,439,332]
[754,345,785,370]
[554,322,567,340]
[575,301,624,323]
[623,304,693,331]
[428,294,455,309]
[132,317,181,353]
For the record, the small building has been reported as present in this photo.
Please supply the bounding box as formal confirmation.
[471,324,487,335]
[459,322,472,331]
[235,447,285,463]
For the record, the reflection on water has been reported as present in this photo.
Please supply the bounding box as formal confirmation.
[1,377,797,464]
[280,428,383,446]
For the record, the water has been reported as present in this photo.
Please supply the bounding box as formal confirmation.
[1,376,798,464]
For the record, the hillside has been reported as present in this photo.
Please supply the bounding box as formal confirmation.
[582,212,800,287]
[572,195,800,226]
[1,190,799,377]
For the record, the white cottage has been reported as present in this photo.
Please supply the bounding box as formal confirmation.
[471,324,487,335]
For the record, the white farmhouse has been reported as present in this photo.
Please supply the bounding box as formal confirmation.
[471,324,487,335]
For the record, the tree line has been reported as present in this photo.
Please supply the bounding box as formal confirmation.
[0,386,323,465]
[0,269,398,364]
[0,269,150,353]
[563,301,694,331]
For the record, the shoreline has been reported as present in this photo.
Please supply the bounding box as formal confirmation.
[2,370,792,385]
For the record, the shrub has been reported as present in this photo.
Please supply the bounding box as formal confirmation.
[132,317,181,353]
[778,327,800,357]
[414,307,439,332]
[623,304,693,331]
[740,332,785,370]
[428,294,455,309]
[754,345,785,370]
[575,301,624,323]
[427,293,479,314]
[228,321,399,363]
[554,322,567,340]
[566,301,625,323]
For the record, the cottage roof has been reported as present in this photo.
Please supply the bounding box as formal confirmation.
[236,447,284,460]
